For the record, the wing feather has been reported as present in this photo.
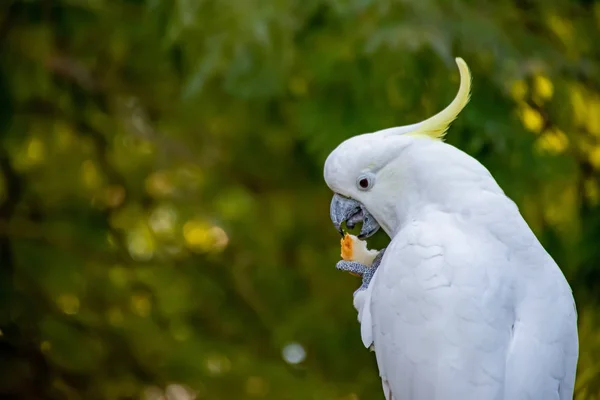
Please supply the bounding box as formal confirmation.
[361,210,577,400]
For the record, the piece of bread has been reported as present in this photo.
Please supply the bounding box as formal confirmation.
[340,233,379,267]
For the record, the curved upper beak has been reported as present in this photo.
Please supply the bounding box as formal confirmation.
[329,193,380,239]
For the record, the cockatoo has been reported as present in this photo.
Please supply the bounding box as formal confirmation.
[324,58,578,400]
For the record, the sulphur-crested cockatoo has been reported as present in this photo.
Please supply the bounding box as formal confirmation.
[324,58,578,400]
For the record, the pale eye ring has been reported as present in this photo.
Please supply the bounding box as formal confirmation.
[356,173,375,191]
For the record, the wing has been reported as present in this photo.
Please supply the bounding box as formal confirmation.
[503,249,579,400]
[364,209,577,400]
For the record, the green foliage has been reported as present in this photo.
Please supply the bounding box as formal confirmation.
[1,0,600,398]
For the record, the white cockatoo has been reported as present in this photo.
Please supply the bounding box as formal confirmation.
[324,58,578,400]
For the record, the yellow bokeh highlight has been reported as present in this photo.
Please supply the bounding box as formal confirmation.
[145,171,174,198]
[27,138,45,163]
[205,354,232,375]
[543,183,579,236]
[81,160,102,189]
[533,75,553,101]
[102,185,126,208]
[547,14,574,46]
[510,80,528,101]
[586,97,600,136]
[535,128,569,155]
[57,294,80,315]
[519,105,544,133]
[210,226,229,252]
[40,340,51,353]
[567,83,600,139]
[183,220,213,251]
[127,224,156,261]
[570,84,587,126]
[584,178,600,207]
[148,205,177,237]
[183,219,229,253]
[131,294,151,317]
[16,137,47,170]
[589,147,600,169]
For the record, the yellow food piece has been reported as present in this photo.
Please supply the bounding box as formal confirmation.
[340,233,379,267]
[341,234,353,261]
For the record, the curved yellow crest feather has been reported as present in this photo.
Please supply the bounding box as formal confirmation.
[412,57,471,140]
[376,57,471,141]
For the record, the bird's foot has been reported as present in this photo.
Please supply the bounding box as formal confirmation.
[336,260,370,276]
[336,247,386,292]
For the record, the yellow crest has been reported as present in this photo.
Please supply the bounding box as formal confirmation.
[376,58,472,141]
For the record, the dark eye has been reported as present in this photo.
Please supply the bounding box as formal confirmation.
[356,173,375,191]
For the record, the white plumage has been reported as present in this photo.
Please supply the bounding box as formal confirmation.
[324,58,578,400]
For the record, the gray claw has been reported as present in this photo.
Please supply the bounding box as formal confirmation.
[336,260,370,276]
[337,247,387,293]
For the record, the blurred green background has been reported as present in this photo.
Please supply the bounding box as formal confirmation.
[1,0,600,399]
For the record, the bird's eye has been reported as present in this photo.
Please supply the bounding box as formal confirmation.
[356,173,375,191]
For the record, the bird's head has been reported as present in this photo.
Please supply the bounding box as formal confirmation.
[324,58,483,239]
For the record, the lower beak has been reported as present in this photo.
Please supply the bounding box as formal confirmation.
[329,193,380,239]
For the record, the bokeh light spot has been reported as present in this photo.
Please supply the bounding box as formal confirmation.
[40,341,51,353]
[510,80,527,101]
[26,137,45,165]
[81,160,102,189]
[209,226,229,252]
[149,205,177,237]
[534,75,554,101]
[146,171,174,198]
[165,383,196,400]
[282,342,306,365]
[142,386,164,400]
[183,220,229,253]
[131,294,151,317]
[103,185,126,208]
[127,227,155,261]
[535,128,569,155]
[205,354,231,375]
[588,146,600,170]
[57,294,80,315]
[519,106,544,133]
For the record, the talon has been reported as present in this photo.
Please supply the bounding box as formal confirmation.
[336,260,370,277]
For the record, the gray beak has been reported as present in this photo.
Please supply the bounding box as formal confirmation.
[330,193,380,239]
